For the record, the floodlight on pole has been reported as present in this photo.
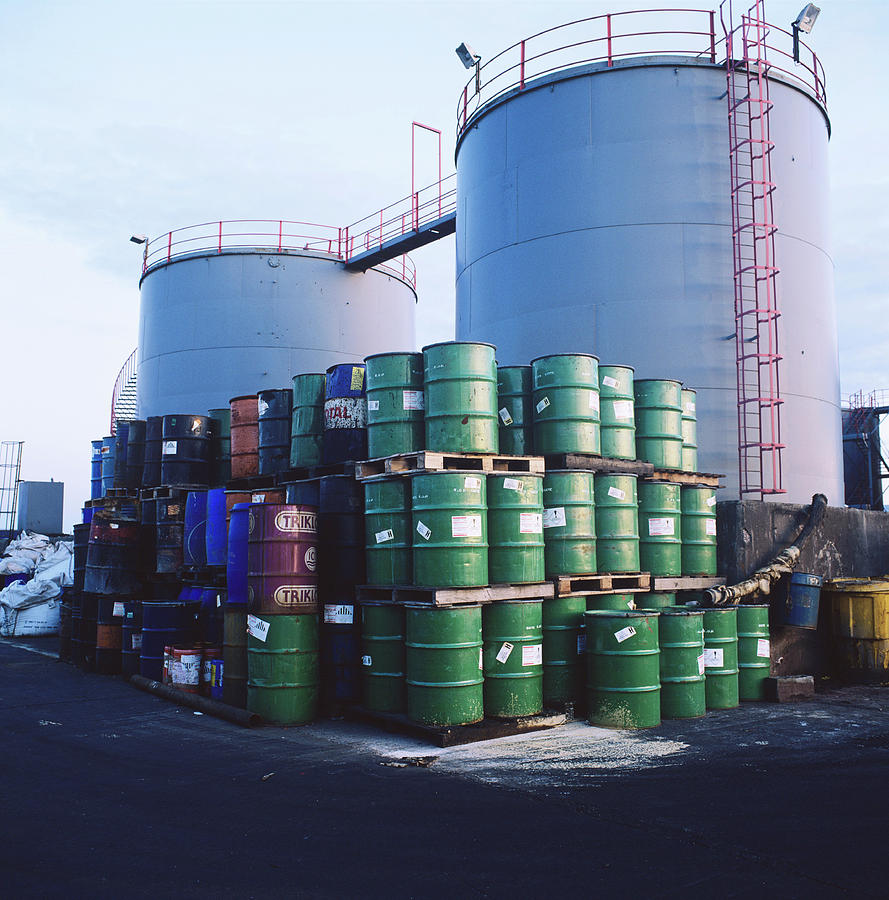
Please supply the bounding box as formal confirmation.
[129,234,148,244]
[455,42,480,69]
[792,4,820,62]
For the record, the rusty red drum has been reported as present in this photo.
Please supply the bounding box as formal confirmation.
[247,504,319,615]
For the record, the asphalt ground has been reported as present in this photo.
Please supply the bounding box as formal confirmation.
[2,636,887,898]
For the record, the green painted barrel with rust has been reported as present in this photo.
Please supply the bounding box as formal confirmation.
[658,608,706,719]
[681,485,717,576]
[542,470,596,576]
[641,592,677,609]
[497,366,534,456]
[638,481,682,576]
[406,604,484,726]
[594,474,639,574]
[290,374,326,468]
[365,352,425,458]
[598,365,636,460]
[360,602,405,713]
[247,613,319,725]
[585,610,661,729]
[681,388,698,473]
[543,596,586,705]
[423,342,498,453]
[703,607,739,709]
[634,379,683,469]
[737,604,771,701]
[364,478,412,585]
[586,593,636,611]
[483,599,543,718]
[487,473,544,584]
[531,354,600,454]
[412,472,488,587]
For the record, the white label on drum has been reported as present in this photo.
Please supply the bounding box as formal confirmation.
[416,521,432,541]
[258,398,270,417]
[464,477,482,491]
[498,407,513,426]
[543,507,566,529]
[403,390,424,411]
[324,604,354,625]
[367,399,380,411]
[706,519,717,536]
[697,653,706,675]
[607,486,626,500]
[685,401,696,414]
[602,376,619,389]
[706,496,717,507]
[216,593,223,608]
[479,648,484,670]
[703,648,723,668]
[519,513,543,534]
[536,397,550,414]
[252,493,266,503]
[110,523,119,530]
[522,644,542,666]
[375,528,394,544]
[324,397,367,429]
[588,392,600,413]
[247,614,270,642]
[612,400,634,420]
[627,599,636,610]
[576,633,587,655]
[757,639,771,659]
[162,440,177,455]
[361,655,372,666]
[495,642,514,664]
[451,515,482,538]
[132,634,142,650]
[112,601,125,617]
[503,477,522,492]
[648,517,675,537]
[614,626,636,644]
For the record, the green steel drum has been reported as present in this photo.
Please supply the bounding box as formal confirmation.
[497,366,534,456]
[290,374,326,468]
[703,607,739,710]
[598,365,636,460]
[405,604,484,726]
[365,352,425,458]
[411,472,488,587]
[487,473,544,584]
[208,407,232,486]
[483,599,543,718]
[681,485,717,576]
[634,379,683,469]
[360,603,406,713]
[423,342,498,453]
[247,613,319,725]
[542,470,596,576]
[641,592,677,609]
[585,610,661,729]
[364,478,412,585]
[586,593,636,611]
[638,481,682,575]
[658,608,706,719]
[543,596,586,705]
[737,604,771,701]
[223,607,247,708]
[531,354,600,455]
[594,474,640,573]
[681,388,698,473]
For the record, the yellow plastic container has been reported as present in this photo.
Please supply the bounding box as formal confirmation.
[824,578,889,682]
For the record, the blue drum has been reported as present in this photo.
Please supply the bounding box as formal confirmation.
[139,601,196,680]
[784,572,822,629]
[199,586,224,645]
[90,439,104,500]
[100,435,116,496]
[205,488,227,566]
[184,490,208,567]
[285,479,321,507]
[258,388,293,475]
[226,503,251,605]
[322,363,367,464]
[113,421,130,489]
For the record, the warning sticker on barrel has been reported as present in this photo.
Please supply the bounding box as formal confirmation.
[543,507,566,528]
[247,614,270,642]
[132,634,142,650]
[375,528,395,544]
[361,655,372,666]
[588,392,600,412]
[112,601,125,617]
[464,477,482,491]
[519,513,543,534]
[697,654,706,675]
[757,639,771,658]
[648,517,675,537]
[614,626,636,643]
[612,400,634,420]
[522,644,542,666]
[403,390,424,411]
[216,593,223,607]
[498,407,513,425]
[703,648,723,667]
[577,634,587,654]
[496,642,514,664]
[685,401,696,414]
[451,515,482,538]
[503,477,523,492]
[607,486,626,500]
[416,521,432,540]
[367,400,380,411]
[627,599,636,609]
[348,367,363,390]
[324,604,354,624]
[110,523,119,530]
[479,648,484,670]
[252,493,266,503]
[706,496,716,507]
[536,396,550,414]
[602,375,619,389]
[162,440,177,455]
[706,519,717,536]
[258,398,270,417]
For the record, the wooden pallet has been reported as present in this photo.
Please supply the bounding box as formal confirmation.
[345,707,566,748]
[645,469,723,488]
[542,454,655,476]
[357,581,555,607]
[553,572,651,597]
[104,488,140,499]
[139,486,191,501]
[650,576,726,591]
[356,451,545,480]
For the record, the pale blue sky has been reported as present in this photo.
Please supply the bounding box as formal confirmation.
[1,0,885,528]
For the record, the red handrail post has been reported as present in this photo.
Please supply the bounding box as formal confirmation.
[167,232,172,263]
[520,40,526,89]
[278,221,283,252]
[709,11,717,62]
[218,221,223,254]
[607,15,613,67]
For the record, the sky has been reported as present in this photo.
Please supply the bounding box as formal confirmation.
[0,0,886,531]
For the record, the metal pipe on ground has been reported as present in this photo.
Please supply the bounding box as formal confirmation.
[130,674,262,728]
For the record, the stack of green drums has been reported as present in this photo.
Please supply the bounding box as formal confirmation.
[594,474,640,573]
[542,471,596,576]
[483,600,543,717]
[586,610,661,729]
[634,379,683,469]
[542,596,586,706]
[361,603,406,713]
[681,485,717,575]
[587,593,636,611]
[598,365,635,460]
[405,604,484,726]
[638,481,682,575]
[290,374,326,468]
[641,593,677,609]
[365,351,425,458]
[658,608,706,719]
[703,607,739,709]
[531,354,600,454]
[737,604,771,701]
[496,366,533,455]
[364,477,412,585]
[412,472,488,587]
[487,473,544,584]
[423,342,498,453]
[680,388,698,472]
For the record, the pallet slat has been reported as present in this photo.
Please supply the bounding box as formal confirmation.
[645,470,723,488]
[650,576,726,591]
[553,572,651,597]
[542,454,654,476]
[356,451,545,480]
[357,582,554,607]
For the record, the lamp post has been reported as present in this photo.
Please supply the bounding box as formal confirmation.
[792,4,820,63]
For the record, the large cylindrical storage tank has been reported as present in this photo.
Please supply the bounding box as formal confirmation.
[137,245,416,418]
[455,37,840,504]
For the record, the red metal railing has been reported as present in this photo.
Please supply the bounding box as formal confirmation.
[456,6,825,136]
